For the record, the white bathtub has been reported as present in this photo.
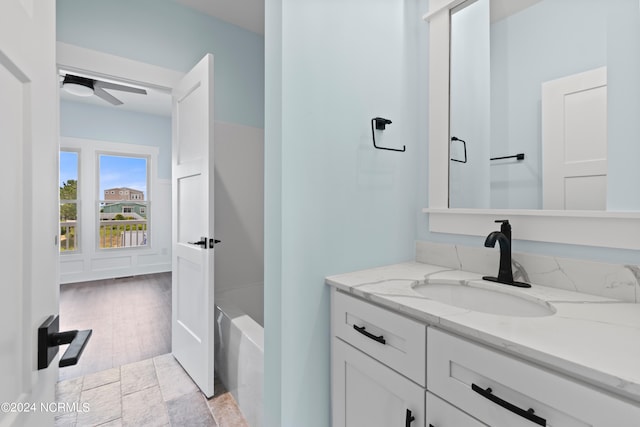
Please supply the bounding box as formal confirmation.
[215,284,264,427]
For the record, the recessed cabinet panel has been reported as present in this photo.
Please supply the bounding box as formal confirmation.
[333,290,427,386]
[427,328,640,427]
[332,339,425,427]
[426,392,486,427]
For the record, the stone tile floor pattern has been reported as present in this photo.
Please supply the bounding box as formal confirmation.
[55,354,249,427]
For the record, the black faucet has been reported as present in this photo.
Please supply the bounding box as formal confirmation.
[482,220,531,288]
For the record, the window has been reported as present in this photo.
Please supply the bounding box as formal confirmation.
[59,151,79,252]
[98,154,149,249]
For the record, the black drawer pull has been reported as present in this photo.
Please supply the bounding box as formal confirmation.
[353,324,386,344]
[472,383,546,426]
[405,409,415,427]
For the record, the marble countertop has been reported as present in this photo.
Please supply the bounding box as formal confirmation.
[326,262,640,403]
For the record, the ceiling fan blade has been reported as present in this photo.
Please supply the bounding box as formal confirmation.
[93,86,123,105]
[95,81,147,95]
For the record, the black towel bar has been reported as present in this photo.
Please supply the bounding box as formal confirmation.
[490,153,525,161]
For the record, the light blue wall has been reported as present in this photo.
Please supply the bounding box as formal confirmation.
[60,100,172,179]
[57,0,264,129]
[265,0,428,425]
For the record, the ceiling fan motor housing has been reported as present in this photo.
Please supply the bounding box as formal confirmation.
[62,74,95,90]
[61,73,147,105]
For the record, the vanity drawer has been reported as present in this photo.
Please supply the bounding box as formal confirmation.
[426,392,485,427]
[427,328,640,427]
[332,289,426,386]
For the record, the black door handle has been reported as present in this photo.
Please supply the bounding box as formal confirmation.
[38,315,92,369]
[188,237,221,249]
[188,237,207,247]
[472,383,546,426]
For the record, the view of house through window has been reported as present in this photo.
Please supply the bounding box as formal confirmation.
[59,151,79,252]
[99,154,149,249]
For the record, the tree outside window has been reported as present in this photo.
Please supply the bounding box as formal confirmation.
[60,151,79,252]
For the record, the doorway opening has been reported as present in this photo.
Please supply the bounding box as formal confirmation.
[58,73,173,381]
[56,51,262,426]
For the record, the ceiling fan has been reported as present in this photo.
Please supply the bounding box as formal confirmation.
[60,73,147,106]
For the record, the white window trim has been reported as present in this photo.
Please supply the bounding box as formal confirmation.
[61,137,158,257]
[97,151,151,251]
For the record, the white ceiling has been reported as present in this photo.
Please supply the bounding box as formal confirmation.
[176,0,265,35]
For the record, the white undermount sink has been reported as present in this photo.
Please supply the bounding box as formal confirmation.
[412,279,556,317]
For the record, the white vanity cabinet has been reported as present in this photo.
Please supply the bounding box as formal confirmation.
[332,339,425,427]
[331,287,640,427]
[331,289,426,427]
[427,328,640,427]
[426,392,485,427]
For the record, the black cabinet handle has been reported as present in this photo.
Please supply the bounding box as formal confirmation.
[353,324,386,344]
[405,409,415,427]
[471,383,546,426]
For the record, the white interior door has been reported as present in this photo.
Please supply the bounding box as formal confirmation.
[542,67,607,210]
[171,54,216,397]
[0,1,59,426]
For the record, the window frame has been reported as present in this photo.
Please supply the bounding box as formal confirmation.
[97,151,152,251]
[59,149,80,254]
[60,138,159,260]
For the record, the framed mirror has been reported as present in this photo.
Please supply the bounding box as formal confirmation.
[424,0,640,249]
[449,0,640,210]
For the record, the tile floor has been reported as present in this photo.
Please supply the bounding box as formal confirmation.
[55,353,249,427]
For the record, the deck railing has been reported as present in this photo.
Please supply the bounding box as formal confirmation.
[60,220,77,252]
[59,219,148,250]
[99,220,148,249]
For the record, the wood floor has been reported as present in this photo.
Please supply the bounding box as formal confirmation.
[59,273,172,381]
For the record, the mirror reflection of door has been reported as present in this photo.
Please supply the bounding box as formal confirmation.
[448,0,614,210]
[542,67,607,210]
